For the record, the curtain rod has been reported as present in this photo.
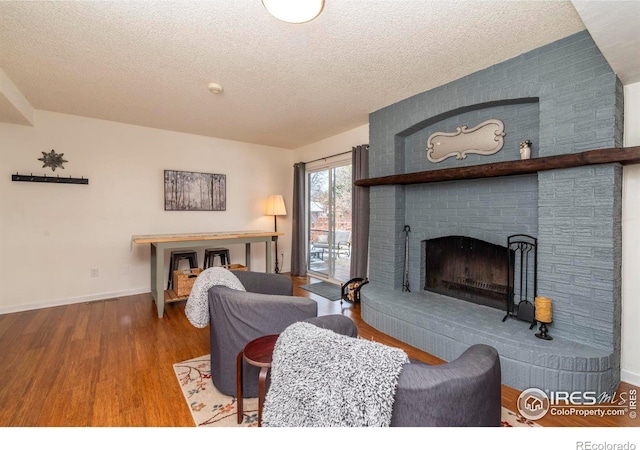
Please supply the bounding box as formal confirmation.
[303,150,352,165]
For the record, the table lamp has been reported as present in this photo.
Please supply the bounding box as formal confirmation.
[265,194,287,273]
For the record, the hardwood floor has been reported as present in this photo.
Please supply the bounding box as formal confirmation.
[0,273,638,427]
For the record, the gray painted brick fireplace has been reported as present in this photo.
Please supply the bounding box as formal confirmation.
[362,31,624,395]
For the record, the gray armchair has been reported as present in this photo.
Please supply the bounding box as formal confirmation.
[391,343,502,426]
[207,271,318,397]
[263,315,502,427]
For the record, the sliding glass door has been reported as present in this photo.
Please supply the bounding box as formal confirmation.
[307,161,352,283]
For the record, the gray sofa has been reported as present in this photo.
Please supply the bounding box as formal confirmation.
[207,271,318,397]
[266,315,502,427]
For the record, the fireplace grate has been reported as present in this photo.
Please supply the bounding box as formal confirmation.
[443,277,509,296]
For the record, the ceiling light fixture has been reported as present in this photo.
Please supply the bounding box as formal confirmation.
[208,82,223,94]
[262,0,324,24]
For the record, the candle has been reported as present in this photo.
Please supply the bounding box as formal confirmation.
[535,296,553,323]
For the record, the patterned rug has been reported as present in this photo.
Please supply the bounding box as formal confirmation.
[173,354,539,427]
[173,355,259,426]
[501,408,540,427]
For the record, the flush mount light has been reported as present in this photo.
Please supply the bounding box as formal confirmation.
[262,0,324,24]
[208,82,223,94]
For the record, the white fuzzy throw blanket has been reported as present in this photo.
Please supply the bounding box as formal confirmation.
[184,267,245,328]
[262,322,409,427]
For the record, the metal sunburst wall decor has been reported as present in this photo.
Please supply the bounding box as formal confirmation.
[38,149,68,172]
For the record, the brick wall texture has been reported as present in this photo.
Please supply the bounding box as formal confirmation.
[365,30,623,393]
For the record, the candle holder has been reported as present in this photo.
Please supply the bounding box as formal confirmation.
[535,321,553,340]
[534,296,553,340]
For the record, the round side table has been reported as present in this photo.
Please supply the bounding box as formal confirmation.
[236,334,279,426]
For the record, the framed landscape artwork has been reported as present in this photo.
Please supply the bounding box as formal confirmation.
[164,170,226,211]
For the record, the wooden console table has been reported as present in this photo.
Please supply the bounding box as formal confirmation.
[131,231,283,318]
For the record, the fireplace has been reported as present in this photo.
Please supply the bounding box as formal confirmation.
[424,236,512,310]
[360,31,623,395]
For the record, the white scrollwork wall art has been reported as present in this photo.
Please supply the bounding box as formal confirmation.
[426,119,506,163]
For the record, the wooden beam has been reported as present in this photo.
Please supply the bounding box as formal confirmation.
[354,146,640,187]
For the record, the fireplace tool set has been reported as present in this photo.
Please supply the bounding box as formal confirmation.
[402,225,411,292]
[503,234,538,329]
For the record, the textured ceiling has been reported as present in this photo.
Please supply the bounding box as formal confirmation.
[0,1,623,149]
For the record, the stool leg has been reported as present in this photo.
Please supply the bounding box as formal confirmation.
[169,256,180,290]
[236,351,244,424]
[258,366,269,427]
[171,257,184,290]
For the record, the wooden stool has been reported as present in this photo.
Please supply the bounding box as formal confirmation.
[203,247,230,269]
[236,334,279,426]
[167,250,198,290]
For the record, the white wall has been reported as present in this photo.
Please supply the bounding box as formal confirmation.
[622,82,640,386]
[294,124,369,165]
[0,111,293,313]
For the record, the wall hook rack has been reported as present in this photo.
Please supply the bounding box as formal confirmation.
[12,173,89,185]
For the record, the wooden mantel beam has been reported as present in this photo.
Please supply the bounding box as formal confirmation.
[354,146,640,187]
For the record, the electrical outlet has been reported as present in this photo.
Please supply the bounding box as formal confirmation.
[91,267,99,277]
[121,265,129,276]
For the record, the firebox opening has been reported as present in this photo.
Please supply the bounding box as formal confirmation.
[424,236,513,310]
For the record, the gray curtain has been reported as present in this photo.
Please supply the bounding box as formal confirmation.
[350,145,370,279]
[291,162,307,276]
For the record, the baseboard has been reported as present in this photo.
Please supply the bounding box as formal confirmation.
[0,287,150,315]
[621,368,640,388]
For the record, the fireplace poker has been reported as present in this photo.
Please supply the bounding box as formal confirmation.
[403,225,411,292]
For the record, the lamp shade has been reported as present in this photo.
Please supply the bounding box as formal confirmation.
[262,0,324,24]
[265,194,287,216]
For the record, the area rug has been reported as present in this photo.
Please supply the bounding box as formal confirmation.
[173,355,259,426]
[174,354,539,427]
[300,281,342,301]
